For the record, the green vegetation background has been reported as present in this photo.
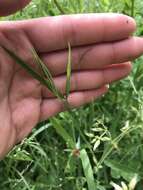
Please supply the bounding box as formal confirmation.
[1,0,143,189]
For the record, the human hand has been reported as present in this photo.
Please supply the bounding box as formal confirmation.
[0,1,143,159]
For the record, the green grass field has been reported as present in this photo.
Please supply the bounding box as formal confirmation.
[1,0,143,189]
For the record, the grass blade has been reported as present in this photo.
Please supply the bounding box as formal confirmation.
[53,0,66,14]
[80,149,97,190]
[50,117,75,148]
[65,42,72,98]
[31,48,64,100]
[2,46,52,89]
[2,46,65,100]
[31,48,54,84]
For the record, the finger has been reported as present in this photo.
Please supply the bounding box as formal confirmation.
[11,13,136,52]
[41,37,143,76]
[0,0,31,16]
[40,85,108,121]
[42,62,131,98]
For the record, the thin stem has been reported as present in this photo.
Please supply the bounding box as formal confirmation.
[62,99,76,143]
[131,0,135,17]
[53,0,66,14]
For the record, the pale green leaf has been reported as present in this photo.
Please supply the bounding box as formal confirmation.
[80,149,97,190]
[65,42,72,98]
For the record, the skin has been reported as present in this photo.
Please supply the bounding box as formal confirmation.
[0,0,143,159]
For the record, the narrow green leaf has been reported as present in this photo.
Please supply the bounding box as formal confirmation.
[53,0,66,14]
[2,46,51,89]
[50,117,75,148]
[2,46,64,100]
[31,48,64,100]
[8,150,33,161]
[65,42,72,98]
[104,159,139,182]
[80,149,97,190]
[31,48,54,83]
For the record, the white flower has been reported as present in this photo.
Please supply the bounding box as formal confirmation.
[121,181,128,190]
[110,182,123,190]
[129,175,138,190]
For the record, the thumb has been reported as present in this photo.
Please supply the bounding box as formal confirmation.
[0,0,31,16]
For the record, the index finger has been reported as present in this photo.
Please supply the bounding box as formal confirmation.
[17,13,136,52]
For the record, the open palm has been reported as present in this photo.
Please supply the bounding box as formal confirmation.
[0,12,143,158]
